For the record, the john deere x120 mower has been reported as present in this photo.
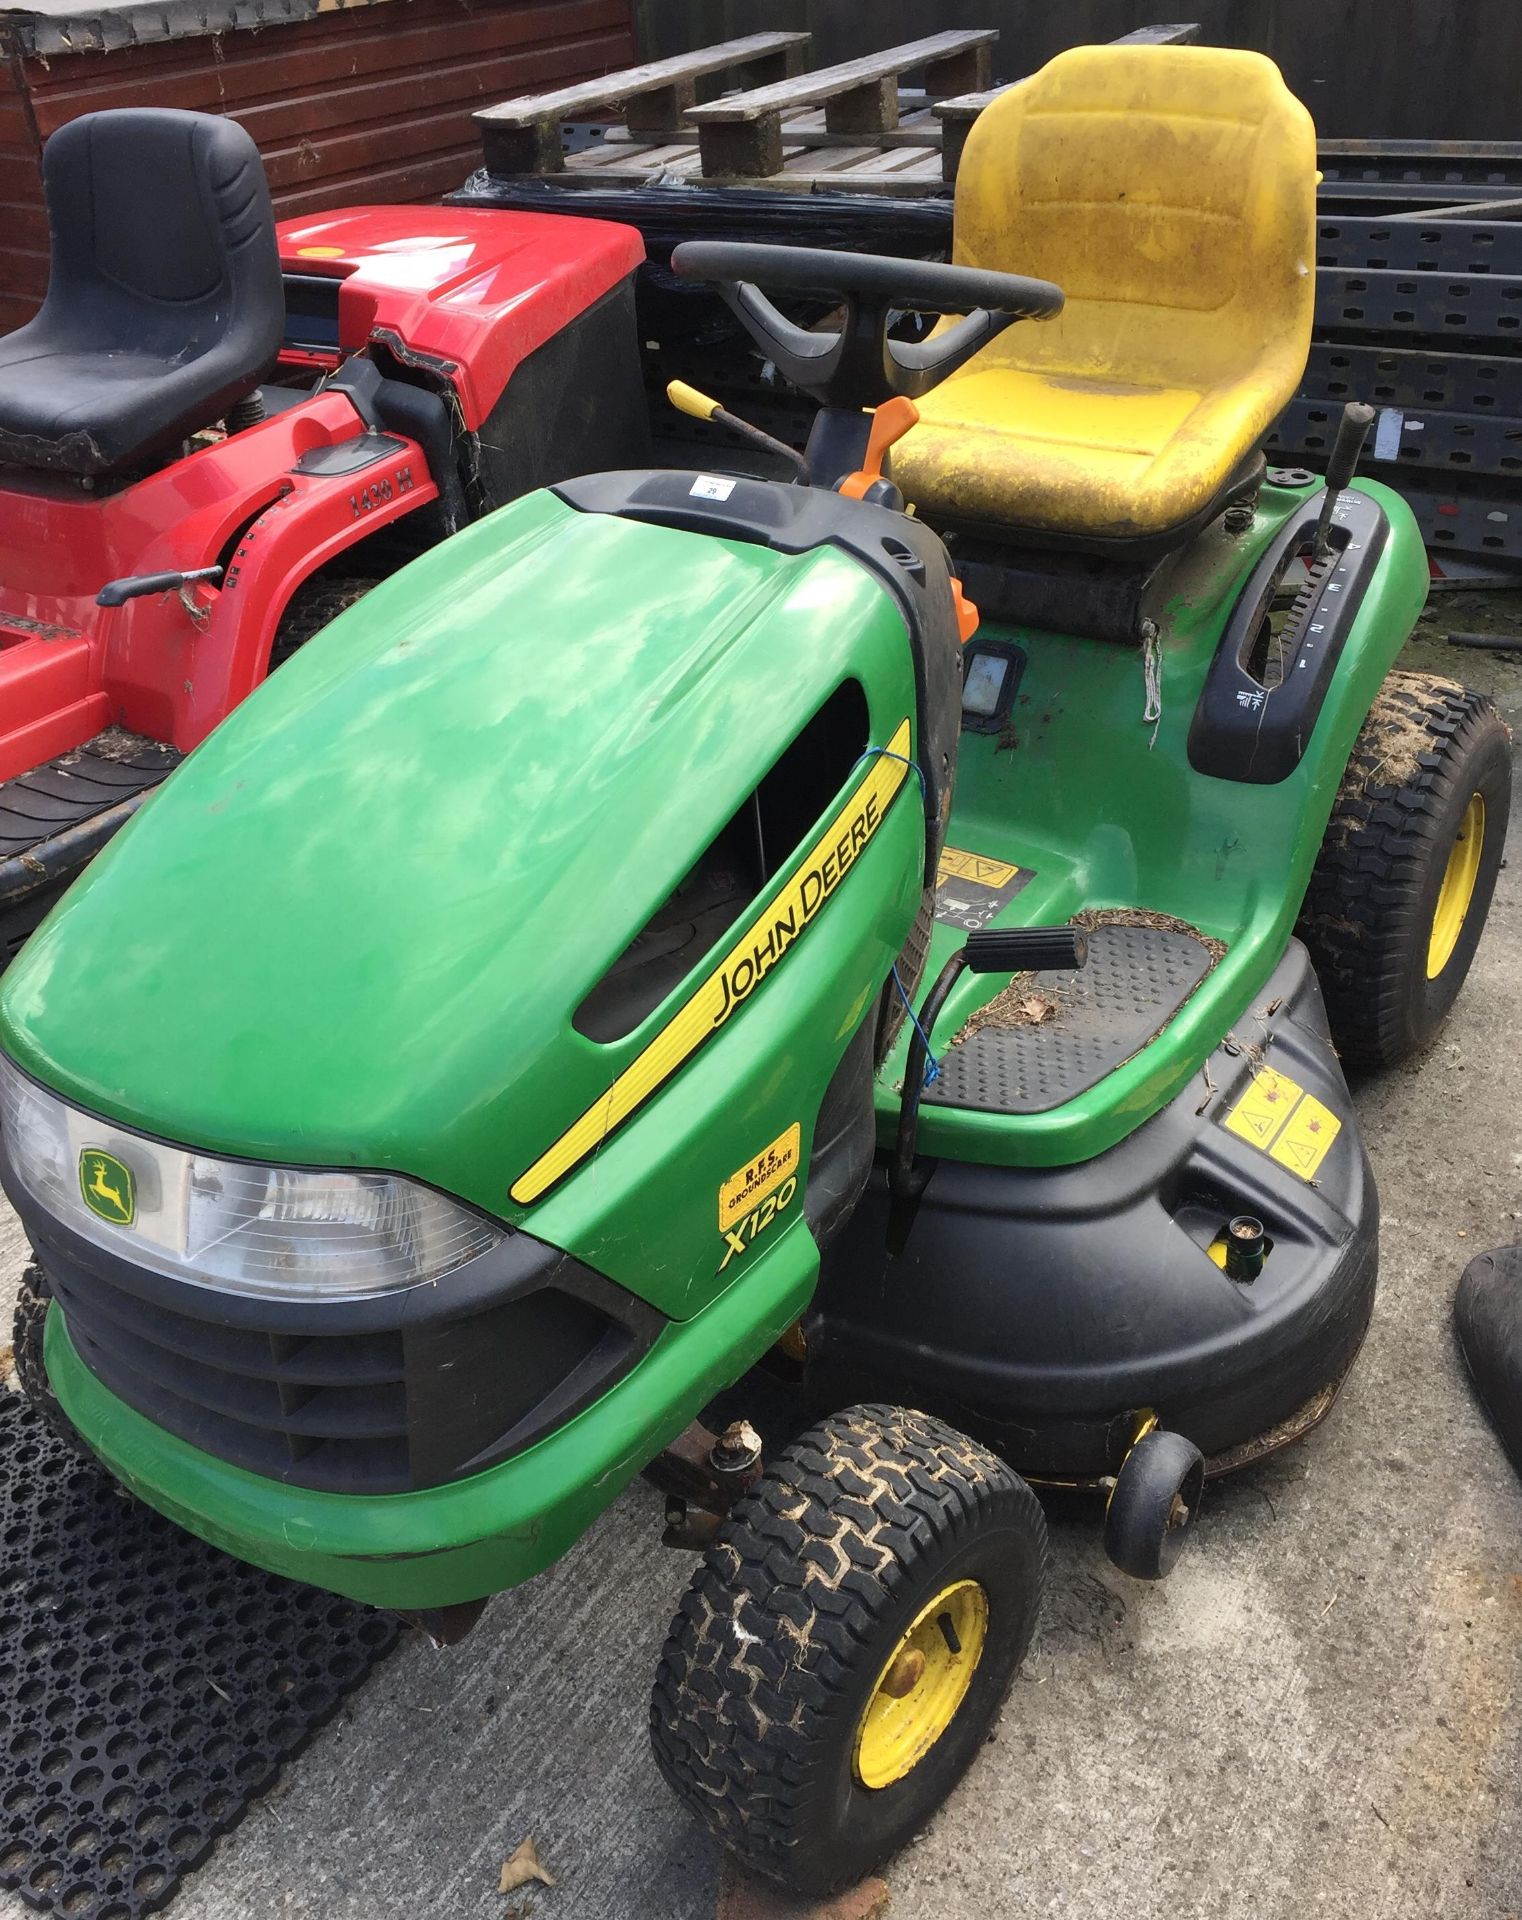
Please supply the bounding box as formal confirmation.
[0,44,1511,1898]
[0,107,646,967]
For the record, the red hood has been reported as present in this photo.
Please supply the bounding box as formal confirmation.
[276,205,644,429]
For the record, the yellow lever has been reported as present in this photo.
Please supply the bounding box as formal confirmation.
[667,379,722,422]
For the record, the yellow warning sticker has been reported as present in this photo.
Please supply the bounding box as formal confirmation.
[719,1123,801,1233]
[1223,1068,1303,1151]
[1222,1069,1342,1183]
[937,846,1022,890]
[1269,1094,1342,1181]
[934,845,1035,932]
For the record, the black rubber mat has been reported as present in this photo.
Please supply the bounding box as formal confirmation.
[926,924,1213,1115]
[0,1392,397,1919]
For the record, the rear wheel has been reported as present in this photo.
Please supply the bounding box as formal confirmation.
[650,1403,1046,1896]
[1297,671,1510,1068]
[269,576,379,672]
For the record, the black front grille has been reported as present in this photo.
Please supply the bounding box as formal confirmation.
[27,1211,665,1497]
[51,1264,411,1492]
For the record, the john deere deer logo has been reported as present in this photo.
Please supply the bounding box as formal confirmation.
[79,1149,135,1227]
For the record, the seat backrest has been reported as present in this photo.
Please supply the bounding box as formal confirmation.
[953,45,1316,395]
[36,109,283,454]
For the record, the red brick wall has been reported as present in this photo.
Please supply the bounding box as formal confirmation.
[0,0,634,331]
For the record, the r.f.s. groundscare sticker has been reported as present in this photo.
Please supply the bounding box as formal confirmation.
[511,722,913,1206]
[719,1123,800,1232]
[718,1126,801,1273]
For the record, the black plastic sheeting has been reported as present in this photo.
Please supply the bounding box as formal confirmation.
[0,1393,397,1918]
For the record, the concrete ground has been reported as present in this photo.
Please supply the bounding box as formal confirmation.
[3,602,1522,1920]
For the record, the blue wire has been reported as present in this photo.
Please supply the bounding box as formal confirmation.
[850,745,928,801]
[856,745,938,1083]
[892,965,941,1088]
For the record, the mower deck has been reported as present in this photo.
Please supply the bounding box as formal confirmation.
[0,730,179,966]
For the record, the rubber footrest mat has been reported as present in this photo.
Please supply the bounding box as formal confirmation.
[0,1393,397,1918]
[0,732,180,864]
[925,924,1213,1115]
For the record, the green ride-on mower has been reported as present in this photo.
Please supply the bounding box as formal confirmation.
[0,43,1511,1897]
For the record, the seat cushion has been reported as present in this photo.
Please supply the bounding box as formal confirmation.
[0,110,281,477]
[897,360,1275,541]
[0,341,216,475]
[893,45,1316,544]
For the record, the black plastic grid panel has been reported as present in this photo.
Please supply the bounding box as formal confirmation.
[1316,217,1522,277]
[1315,268,1522,340]
[1316,149,1522,207]
[1301,341,1522,418]
[1394,478,1522,561]
[1269,397,1522,479]
[0,1392,398,1919]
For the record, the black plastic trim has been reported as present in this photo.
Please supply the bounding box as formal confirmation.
[1188,489,1389,784]
[811,941,1378,1476]
[959,637,1027,733]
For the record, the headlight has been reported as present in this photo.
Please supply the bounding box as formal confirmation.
[0,1051,503,1301]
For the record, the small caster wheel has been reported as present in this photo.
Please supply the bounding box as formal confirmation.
[650,1403,1048,1897]
[1103,1428,1205,1581]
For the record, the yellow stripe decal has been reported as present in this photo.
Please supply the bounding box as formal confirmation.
[511,718,914,1206]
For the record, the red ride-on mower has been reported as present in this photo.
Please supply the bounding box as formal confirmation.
[0,108,647,965]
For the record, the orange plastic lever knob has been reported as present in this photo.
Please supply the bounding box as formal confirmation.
[838,395,921,500]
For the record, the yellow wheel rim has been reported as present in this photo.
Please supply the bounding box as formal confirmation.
[852,1579,988,1791]
[1427,792,1486,979]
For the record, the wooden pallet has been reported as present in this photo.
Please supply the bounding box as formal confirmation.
[474,23,1199,196]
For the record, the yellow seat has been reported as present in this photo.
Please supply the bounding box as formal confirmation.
[895,45,1317,544]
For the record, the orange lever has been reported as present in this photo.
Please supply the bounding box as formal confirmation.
[837,395,920,500]
[949,576,980,644]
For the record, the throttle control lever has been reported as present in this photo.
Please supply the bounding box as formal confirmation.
[1312,401,1375,561]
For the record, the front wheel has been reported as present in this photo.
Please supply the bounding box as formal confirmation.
[649,1404,1047,1897]
[1298,671,1511,1068]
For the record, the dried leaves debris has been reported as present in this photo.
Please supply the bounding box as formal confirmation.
[948,907,1227,1050]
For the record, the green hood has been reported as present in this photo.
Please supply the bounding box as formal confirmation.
[1,488,922,1310]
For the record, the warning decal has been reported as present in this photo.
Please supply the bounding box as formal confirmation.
[934,845,1035,932]
[1222,1067,1341,1181]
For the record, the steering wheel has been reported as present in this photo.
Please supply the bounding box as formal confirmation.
[670,241,1064,410]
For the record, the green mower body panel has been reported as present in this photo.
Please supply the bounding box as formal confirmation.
[884,476,1430,1168]
[1,477,956,1606]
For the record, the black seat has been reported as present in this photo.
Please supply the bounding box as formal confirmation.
[0,110,283,478]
